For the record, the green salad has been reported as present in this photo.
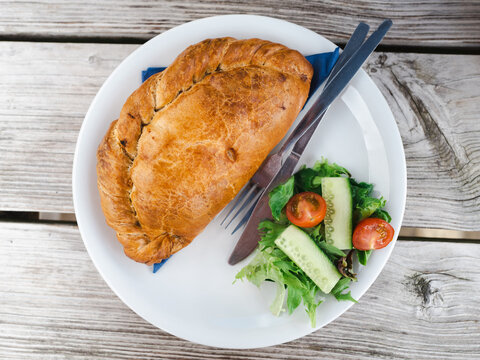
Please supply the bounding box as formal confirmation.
[235,158,394,327]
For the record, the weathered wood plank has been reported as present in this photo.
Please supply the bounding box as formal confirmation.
[364,53,480,230]
[0,221,479,358]
[1,42,479,229]
[0,42,136,213]
[0,0,480,48]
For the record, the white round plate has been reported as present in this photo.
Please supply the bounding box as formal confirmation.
[73,15,406,349]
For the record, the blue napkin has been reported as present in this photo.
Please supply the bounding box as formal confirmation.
[145,47,340,273]
[142,47,339,89]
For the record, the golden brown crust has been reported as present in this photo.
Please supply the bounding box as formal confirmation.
[96,37,313,264]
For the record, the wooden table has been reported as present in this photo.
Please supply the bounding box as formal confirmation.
[1,1,479,358]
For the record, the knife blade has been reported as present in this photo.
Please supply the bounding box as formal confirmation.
[228,152,303,265]
[228,20,392,265]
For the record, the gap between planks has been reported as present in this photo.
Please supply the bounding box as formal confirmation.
[0,34,479,55]
[1,211,480,242]
[0,0,479,48]
[35,213,480,242]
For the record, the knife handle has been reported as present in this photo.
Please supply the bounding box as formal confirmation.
[227,194,271,265]
[278,20,392,158]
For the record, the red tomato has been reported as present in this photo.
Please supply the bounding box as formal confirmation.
[353,218,394,250]
[286,192,327,228]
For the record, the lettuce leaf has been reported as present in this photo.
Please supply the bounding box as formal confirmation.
[270,279,287,316]
[355,197,386,223]
[312,158,351,177]
[236,221,324,327]
[234,249,286,316]
[308,224,345,262]
[295,167,322,193]
[350,180,373,201]
[350,178,389,224]
[287,286,302,314]
[373,209,392,223]
[258,220,287,248]
[357,250,372,266]
[317,241,346,262]
[268,176,295,221]
[331,278,357,303]
[295,158,350,194]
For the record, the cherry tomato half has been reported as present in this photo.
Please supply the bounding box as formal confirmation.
[286,192,327,228]
[352,218,395,250]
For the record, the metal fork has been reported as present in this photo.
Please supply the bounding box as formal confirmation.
[220,22,370,232]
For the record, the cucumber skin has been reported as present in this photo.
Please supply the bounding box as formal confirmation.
[275,225,341,294]
[322,177,353,250]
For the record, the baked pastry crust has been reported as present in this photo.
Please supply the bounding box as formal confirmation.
[96,37,313,264]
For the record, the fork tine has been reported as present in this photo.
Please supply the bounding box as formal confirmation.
[220,182,255,226]
[224,184,260,229]
[230,189,264,235]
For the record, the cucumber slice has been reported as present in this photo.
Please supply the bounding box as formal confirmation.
[274,225,341,293]
[321,177,353,249]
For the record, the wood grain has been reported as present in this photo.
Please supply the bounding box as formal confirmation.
[0,221,479,359]
[0,42,136,213]
[0,42,479,229]
[365,52,480,230]
[0,0,480,48]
